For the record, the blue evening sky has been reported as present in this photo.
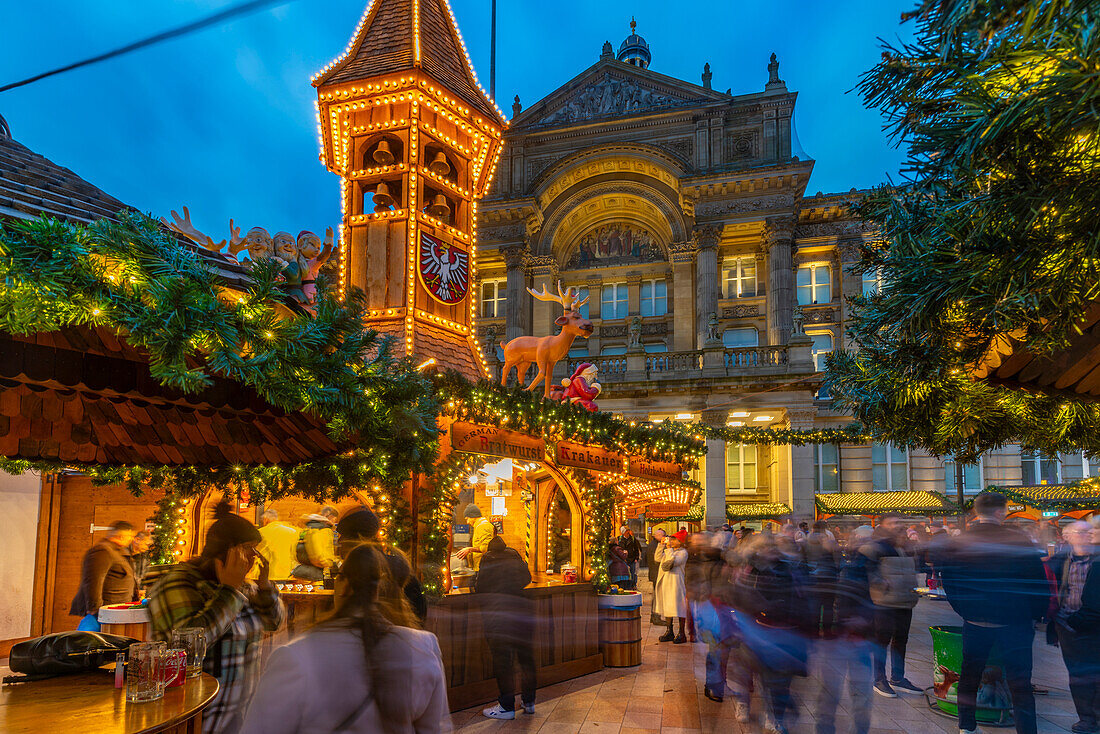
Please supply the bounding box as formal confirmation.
[0,0,914,238]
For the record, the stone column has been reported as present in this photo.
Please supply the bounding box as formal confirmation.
[627,274,643,318]
[693,225,721,349]
[787,408,817,520]
[764,217,796,346]
[502,244,528,342]
[526,255,557,338]
[702,410,728,529]
[669,241,696,352]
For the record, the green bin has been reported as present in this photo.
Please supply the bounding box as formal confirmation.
[929,625,1014,725]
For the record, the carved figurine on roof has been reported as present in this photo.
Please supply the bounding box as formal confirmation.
[162,207,334,310]
[500,281,593,398]
[561,362,601,412]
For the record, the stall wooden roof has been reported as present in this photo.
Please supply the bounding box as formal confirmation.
[972,302,1100,401]
[815,490,959,516]
[992,483,1100,511]
[0,130,346,467]
[0,329,341,465]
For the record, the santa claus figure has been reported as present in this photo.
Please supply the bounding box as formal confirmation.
[561,363,601,411]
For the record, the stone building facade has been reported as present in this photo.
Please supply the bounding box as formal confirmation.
[474,25,1097,526]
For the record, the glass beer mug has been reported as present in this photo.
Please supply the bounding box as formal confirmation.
[171,627,207,678]
[126,642,167,702]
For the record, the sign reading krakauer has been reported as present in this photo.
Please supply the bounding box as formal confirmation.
[628,458,683,482]
[555,441,626,473]
[450,421,545,462]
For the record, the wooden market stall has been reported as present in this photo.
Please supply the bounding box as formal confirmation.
[727,502,793,529]
[978,484,1100,524]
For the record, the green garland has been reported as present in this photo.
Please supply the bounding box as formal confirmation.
[434,374,707,465]
[697,423,870,446]
[0,213,441,490]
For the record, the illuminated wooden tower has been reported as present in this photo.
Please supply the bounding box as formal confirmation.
[314,0,505,378]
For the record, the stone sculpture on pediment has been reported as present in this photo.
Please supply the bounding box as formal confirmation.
[538,74,693,125]
[795,220,871,240]
[694,193,794,218]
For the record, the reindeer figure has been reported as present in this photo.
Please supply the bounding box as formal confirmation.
[500,281,593,397]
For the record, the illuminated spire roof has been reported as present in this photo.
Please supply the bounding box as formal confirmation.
[313,0,502,123]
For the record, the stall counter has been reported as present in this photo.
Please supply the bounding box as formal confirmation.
[427,578,601,711]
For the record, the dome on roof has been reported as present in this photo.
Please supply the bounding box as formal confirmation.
[616,18,650,69]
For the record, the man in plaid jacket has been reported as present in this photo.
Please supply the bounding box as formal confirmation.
[149,502,285,734]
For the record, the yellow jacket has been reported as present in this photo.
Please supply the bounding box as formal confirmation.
[303,525,339,570]
[256,521,300,580]
[468,517,495,571]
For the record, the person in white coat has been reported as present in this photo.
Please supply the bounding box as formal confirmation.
[655,529,689,643]
[240,543,451,734]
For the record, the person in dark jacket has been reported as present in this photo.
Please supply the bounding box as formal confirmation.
[608,541,631,587]
[617,525,642,589]
[733,534,811,734]
[804,521,840,639]
[936,492,1049,734]
[815,525,875,734]
[70,520,138,631]
[476,536,536,720]
[861,512,920,697]
[1048,521,1100,733]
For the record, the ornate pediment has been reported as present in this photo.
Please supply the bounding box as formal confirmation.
[532,71,707,127]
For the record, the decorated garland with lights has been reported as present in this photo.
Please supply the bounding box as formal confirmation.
[0,213,441,494]
[698,423,870,446]
[986,480,1100,512]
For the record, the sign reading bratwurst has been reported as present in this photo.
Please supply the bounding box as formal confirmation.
[450,421,545,461]
[555,441,626,473]
[628,458,684,482]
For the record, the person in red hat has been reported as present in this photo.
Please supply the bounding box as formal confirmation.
[654,529,689,643]
[560,363,601,411]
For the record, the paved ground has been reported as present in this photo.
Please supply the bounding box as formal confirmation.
[452,579,1081,734]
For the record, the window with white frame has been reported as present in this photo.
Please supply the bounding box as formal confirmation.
[1064,452,1100,481]
[943,455,984,494]
[871,442,908,491]
[809,332,834,371]
[640,279,667,317]
[723,257,757,298]
[726,443,757,493]
[600,282,628,320]
[797,264,832,305]
[722,327,759,348]
[1021,449,1060,485]
[862,268,883,296]
[814,443,839,493]
[481,278,506,318]
[574,287,590,319]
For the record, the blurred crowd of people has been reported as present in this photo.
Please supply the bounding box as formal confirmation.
[633,491,1100,734]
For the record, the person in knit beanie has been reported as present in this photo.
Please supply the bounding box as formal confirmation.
[148,499,285,734]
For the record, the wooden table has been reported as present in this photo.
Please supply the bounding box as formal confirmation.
[0,666,218,734]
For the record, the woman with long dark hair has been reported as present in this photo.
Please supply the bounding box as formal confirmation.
[240,543,450,733]
[148,500,285,734]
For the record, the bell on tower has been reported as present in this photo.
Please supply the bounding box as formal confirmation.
[313,0,505,379]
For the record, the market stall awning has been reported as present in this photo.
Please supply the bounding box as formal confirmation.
[972,302,1100,401]
[0,328,340,465]
[726,502,792,522]
[815,490,959,516]
[991,483,1100,512]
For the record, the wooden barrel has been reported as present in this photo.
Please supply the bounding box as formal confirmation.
[598,606,641,667]
[99,621,149,641]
